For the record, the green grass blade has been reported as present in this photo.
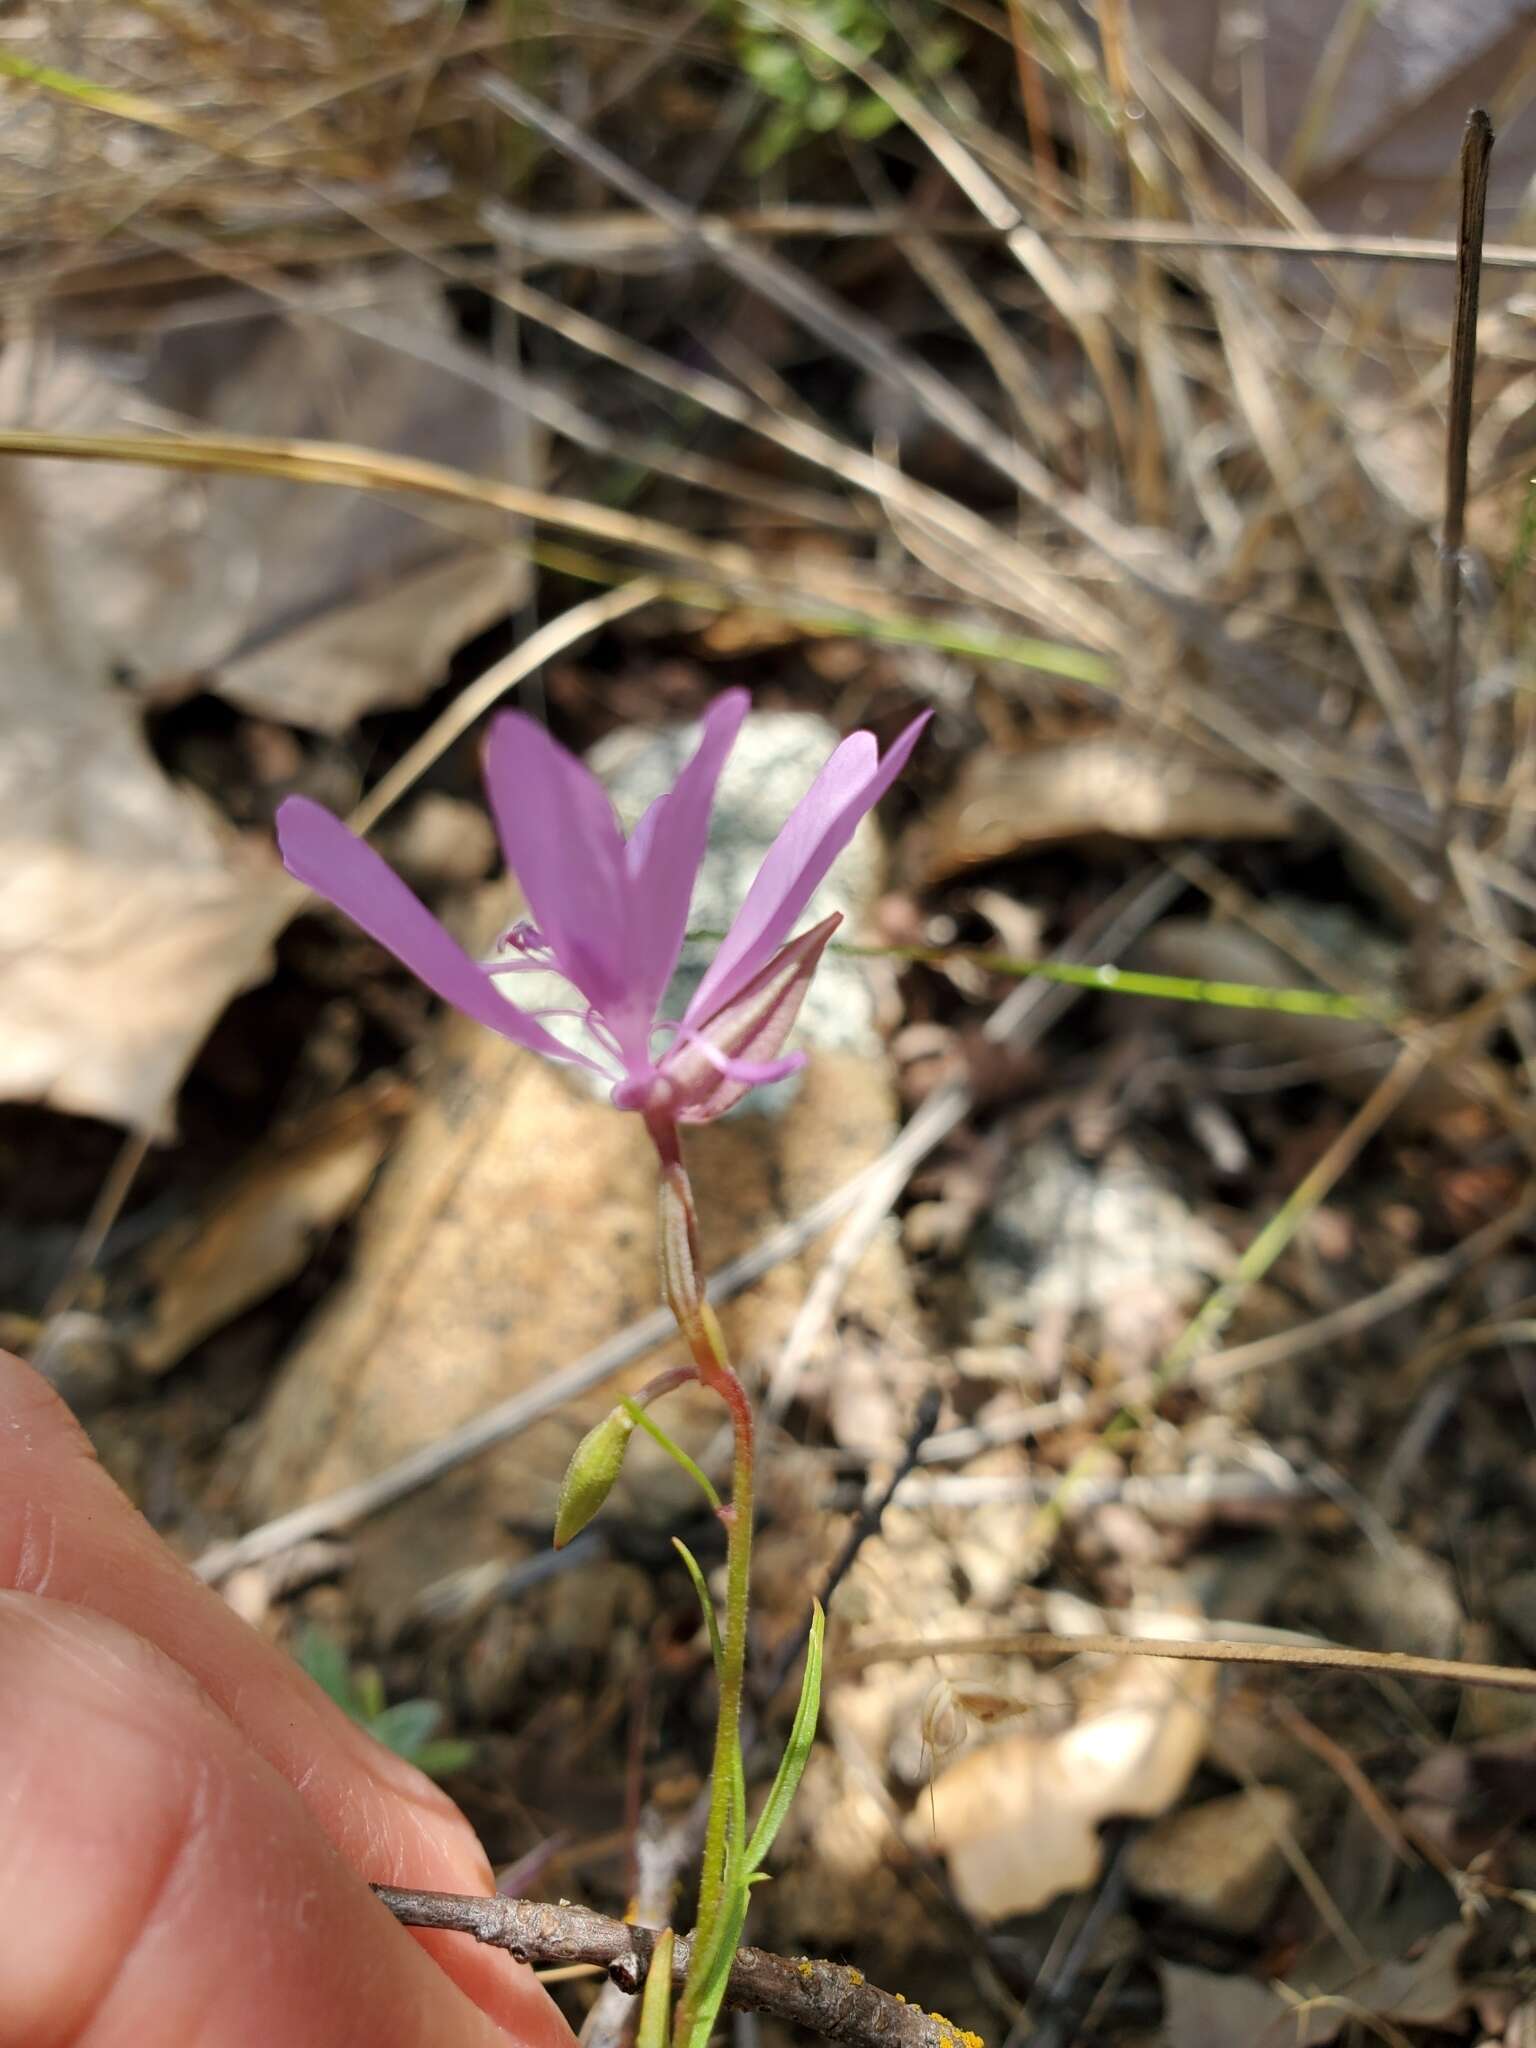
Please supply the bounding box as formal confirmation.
[856,945,1393,1021]
[528,540,1117,688]
[681,929,1395,1023]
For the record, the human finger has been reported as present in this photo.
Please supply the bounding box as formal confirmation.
[0,1352,569,2042]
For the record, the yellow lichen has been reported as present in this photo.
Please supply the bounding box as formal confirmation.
[844,1969,864,1987]
[925,2011,984,2048]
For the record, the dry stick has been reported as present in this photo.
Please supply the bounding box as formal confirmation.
[347,579,662,836]
[0,426,887,619]
[371,1891,969,2048]
[841,1629,1536,1699]
[469,71,1204,603]
[1422,109,1496,1008]
[193,866,1180,1584]
[458,204,1536,269]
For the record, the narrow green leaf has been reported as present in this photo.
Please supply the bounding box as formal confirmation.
[638,1928,675,2048]
[745,1602,825,1872]
[680,1874,754,2048]
[672,1538,726,1681]
[526,537,1119,690]
[622,1398,722,1514]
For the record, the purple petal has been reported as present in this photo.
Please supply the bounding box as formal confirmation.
[276,797,604,1070]
[664,913,840,1122]
[683,712,931,1026]
[483,713,635,1030]
[622,690,749,1018]
[684,1044,807,1086]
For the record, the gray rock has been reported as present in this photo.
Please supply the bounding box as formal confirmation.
[968,1136,1229,1374]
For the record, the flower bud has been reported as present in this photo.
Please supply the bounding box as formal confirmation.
[553,1404,636,1548]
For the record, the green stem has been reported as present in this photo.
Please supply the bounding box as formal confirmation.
[645,1115,758,2042]
[694,1372,754,1929]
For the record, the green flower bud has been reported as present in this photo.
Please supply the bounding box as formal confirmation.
[553,1404,636,1548]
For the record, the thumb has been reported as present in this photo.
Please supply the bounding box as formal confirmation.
[0,1591,564,2048]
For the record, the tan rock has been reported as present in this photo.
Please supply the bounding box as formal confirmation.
[1125,1786,1298,1935]
[242,1030,910,1620]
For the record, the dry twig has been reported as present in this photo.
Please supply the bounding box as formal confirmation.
[372,1889,980,2048]
[1422,108,1496,1006]
[843,1628,1536,1698]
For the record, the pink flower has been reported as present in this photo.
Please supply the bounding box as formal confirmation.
[276,691,928,1123]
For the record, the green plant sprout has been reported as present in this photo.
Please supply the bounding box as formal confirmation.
[294,1624,477,1781]
[717,0,964,169]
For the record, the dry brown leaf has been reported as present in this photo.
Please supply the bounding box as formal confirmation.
[217,547,521,735]
[1159,1962,1334,2048]
[0,273,524,731]
[0,271,529,1132]
[917,1610,1216,1918]
[127,1079,413,1374]
[0,454,297,1131]
[1160,1876,1475,2044]
[921,737,1294,882]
